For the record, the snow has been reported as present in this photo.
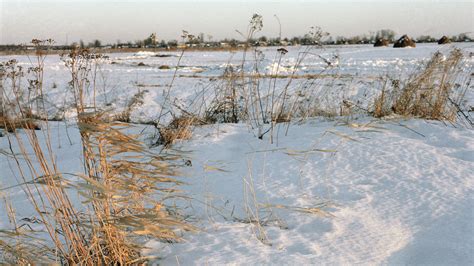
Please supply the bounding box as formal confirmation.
[139,118,473,264]
[1,43,473,264]
[133,51,158,57]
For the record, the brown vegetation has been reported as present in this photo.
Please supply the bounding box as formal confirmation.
[0,43,191,264]
[374,49,466,121]
[157,115,198,147]
[0,116,40,132]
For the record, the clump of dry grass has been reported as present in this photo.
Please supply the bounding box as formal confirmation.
[393,49,463,120]
[374,49,468,122]
[75,112,192,263]
[157,115,198,147]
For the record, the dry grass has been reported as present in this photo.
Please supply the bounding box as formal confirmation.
[1,43,191,264]
[0,116,40,132]
[373,78,392,118]
[204,66,241,124]
[198,19,335,143]
[374,48,467,122]
[76,112,193,263]
[393,49,463,120]
[157,115,198,147]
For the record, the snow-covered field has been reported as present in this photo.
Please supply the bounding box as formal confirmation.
[151,118,474,265]
[1,43,473,264]
[1,43,473,122]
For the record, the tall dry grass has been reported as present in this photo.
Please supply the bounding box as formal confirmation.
[0,41,191,264]
[374,48,471,126]
[199,16,334,143]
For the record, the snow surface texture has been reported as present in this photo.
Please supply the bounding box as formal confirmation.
[0,43,473,264]
[143,118,473,265]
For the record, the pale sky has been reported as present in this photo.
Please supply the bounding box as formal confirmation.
[1,0,473,45]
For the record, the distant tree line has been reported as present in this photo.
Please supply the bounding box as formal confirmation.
[84,30,474,48]
[1,30,472,52]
